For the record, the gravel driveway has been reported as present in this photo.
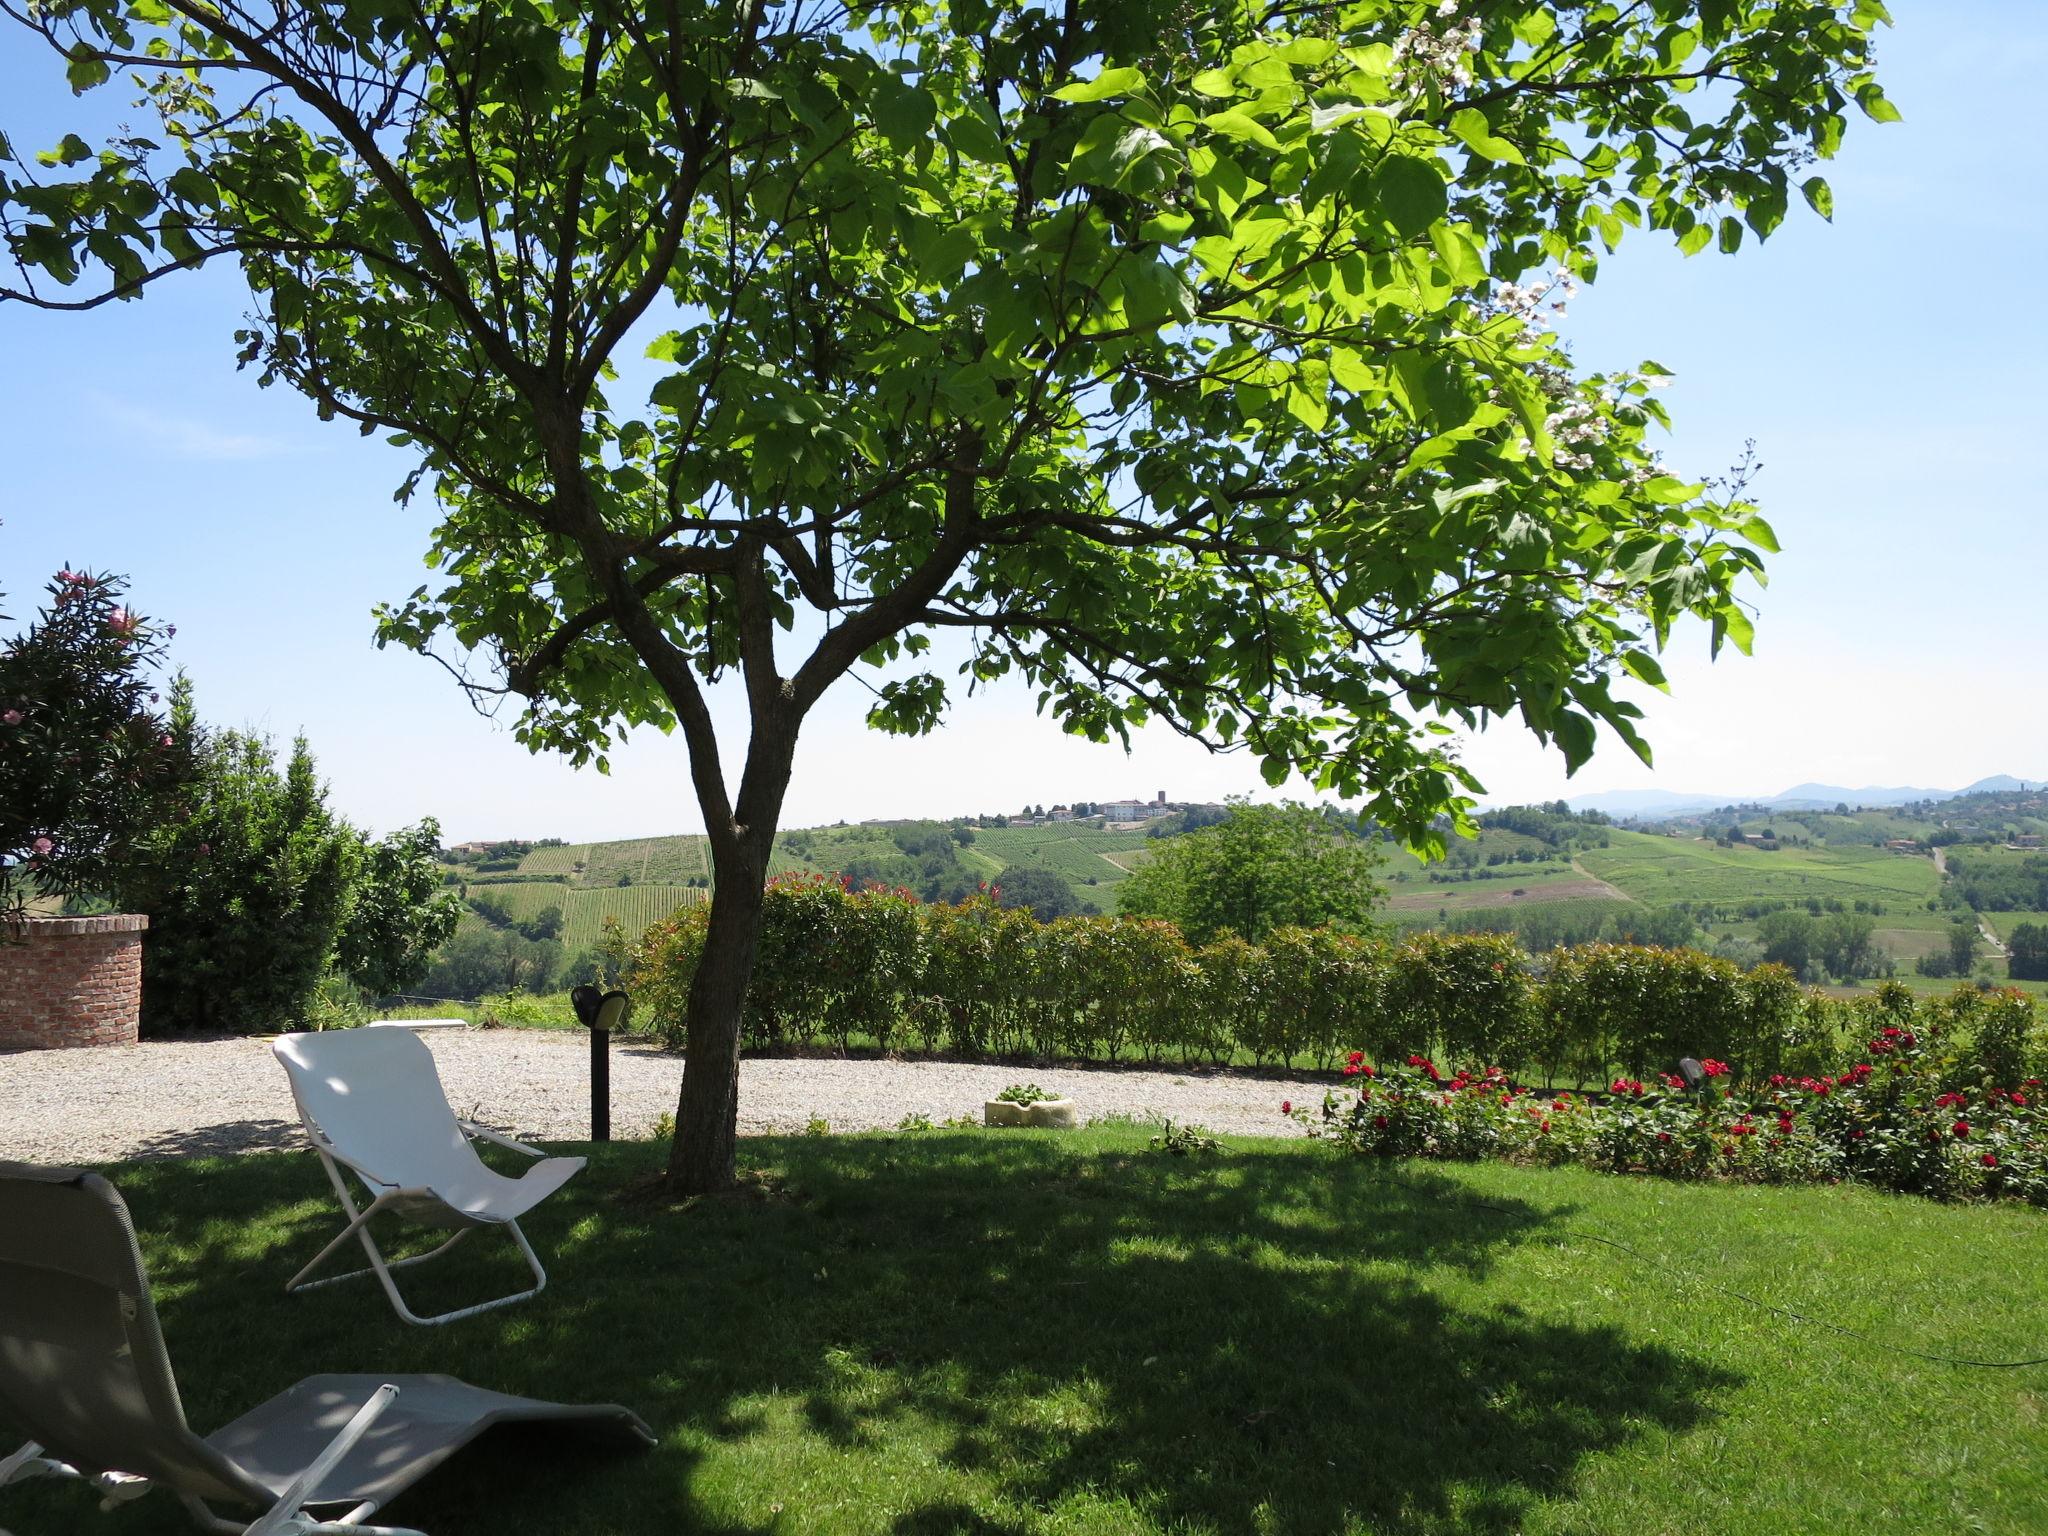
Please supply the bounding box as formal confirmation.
[0,1028,1328,1165]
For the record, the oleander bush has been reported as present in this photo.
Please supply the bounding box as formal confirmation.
[628,878,2047,1094]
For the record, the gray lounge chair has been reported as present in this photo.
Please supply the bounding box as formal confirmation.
[0,1162,653,1535]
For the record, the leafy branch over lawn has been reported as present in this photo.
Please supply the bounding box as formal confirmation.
[0,0,1895,1189]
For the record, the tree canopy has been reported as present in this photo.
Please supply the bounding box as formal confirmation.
[1118,799,1382,942]
[0,0,1894,1187]
[0,568,193,916]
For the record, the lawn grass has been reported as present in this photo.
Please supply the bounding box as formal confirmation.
[10,1132,2045,1535]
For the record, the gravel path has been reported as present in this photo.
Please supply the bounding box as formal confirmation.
[0,1029,1328,1165]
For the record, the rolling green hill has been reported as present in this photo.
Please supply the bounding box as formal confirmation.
[457,881,705,954]
[439,800,2029,985]
[1579,830,1940,908]
[968,825,1155,909]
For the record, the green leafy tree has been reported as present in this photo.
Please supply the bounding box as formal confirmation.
[2008,923,2048,984]
[1,1,1892,1189]
[1117,800,1382,944]
[1753,910,1798,974]
[420,926,515,1001]
[111,693,360,1034]
[520,903,566,943]
[335,818,463,995]
[1947,917,1980,980]
[990,865,1092,920]
[0,569,193,916]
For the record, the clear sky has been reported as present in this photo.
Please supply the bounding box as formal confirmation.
[3,5,2044,841]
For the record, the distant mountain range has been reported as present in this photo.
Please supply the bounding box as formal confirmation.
[1555,775,2044,818]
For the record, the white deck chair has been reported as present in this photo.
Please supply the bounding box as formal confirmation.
[272,1029,585,1327]
[0,1161,652,1535]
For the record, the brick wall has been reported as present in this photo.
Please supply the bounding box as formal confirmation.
[0,915,148,1050]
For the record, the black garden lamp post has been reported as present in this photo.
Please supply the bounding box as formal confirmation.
[570,985,630,1143]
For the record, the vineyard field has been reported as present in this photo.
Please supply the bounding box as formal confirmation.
[463,880,704,953]
[1580,830,1941,908]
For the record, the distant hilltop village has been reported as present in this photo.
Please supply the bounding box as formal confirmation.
[846,789,1227,832]
[989,791,1226,829]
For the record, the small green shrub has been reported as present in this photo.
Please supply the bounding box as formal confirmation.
[1149,1120,1223,1156]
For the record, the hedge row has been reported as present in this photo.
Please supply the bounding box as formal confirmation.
[627,876,2043,1086]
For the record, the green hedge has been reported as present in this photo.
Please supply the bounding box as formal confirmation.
[629,876,2043,1085]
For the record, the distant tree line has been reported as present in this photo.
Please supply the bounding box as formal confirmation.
[1945,850,2048,912]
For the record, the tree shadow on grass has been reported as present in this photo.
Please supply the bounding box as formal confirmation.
[121,1116,305,1159]
[12,1139,1739,1535]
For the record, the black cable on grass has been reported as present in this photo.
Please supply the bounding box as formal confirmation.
[1477,1202,2048,1370]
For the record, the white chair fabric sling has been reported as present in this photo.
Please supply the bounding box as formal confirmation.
[0,1161,654,1536]
[272,1029,585,1327]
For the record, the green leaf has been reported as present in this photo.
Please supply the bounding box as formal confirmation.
[166,166,216,206]
[1735,513,1780,553]
[38,133,93,168]
[1190,68,1236,99]
[1714,604,1756,657]
[64,51,111,92]
[1801,176,1834,220]
[1052,67,1146,103]
[1428,224,1487,287]
[1676,222,1712,257]
[1855,83,1902,123]
[1202,110,1282,151]
[1553,709,1597,772]
[947,104,1009,165]
[1370,153,1447,238]
[1619,650,1669,689]
[1447,109,1525,166]
[1640,476,1696,505]
[874,84,938,151]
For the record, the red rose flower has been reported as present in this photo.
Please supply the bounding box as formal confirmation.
[1982,1153,1999,1169]
[1280,1101,1292,1116]
[1952,1120,1970,1139]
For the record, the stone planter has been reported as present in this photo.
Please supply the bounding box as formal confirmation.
[984,1098,1077,1128]
[0,914,148,1050]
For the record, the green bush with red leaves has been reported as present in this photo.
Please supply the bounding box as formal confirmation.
[1293,1011,2047,1206]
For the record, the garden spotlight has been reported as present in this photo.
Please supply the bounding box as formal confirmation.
[571,985,630,1143]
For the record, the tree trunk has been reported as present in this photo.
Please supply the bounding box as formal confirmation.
[665,854,768,1193]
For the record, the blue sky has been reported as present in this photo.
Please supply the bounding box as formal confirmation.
[3,5,2044,841]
